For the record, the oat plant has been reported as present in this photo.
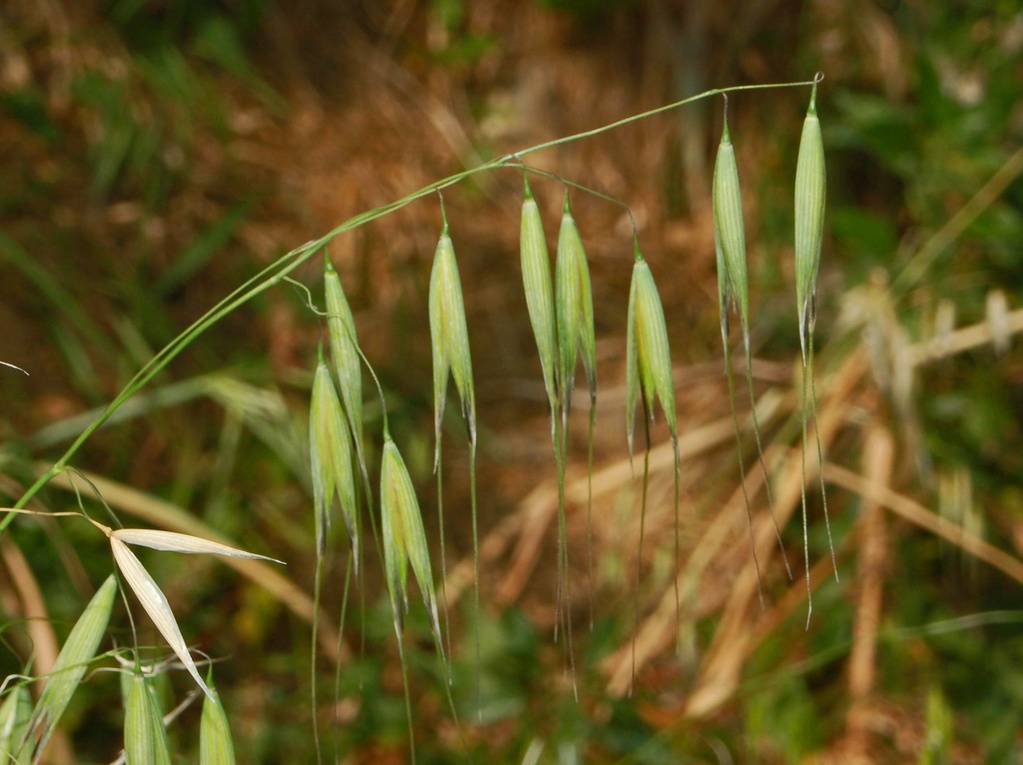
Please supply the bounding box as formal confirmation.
[0,74,829,761]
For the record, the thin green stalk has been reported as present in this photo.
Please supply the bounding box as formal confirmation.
[436,449,453,682]
[724,335,765,609]
[469,440,481,719]
[554,407,578,701]
[311,552,324,765]
[332,554,353,763]
[809,330,838,580]
[629,404,652,697]
[586,395,596,631]
[800,360,812,627]
[743,340,793,580]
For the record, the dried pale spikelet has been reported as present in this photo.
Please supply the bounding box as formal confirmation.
[29,574,117,757]
[105,527,281,701]
[324,255,368,479]
[712,111,750,333]
[380,437,442,650]
[555,192,597,410]
[520,177,560,419]
[794,81,826,365]
[124,671,171,765]
[310,347,359,563]
[625,250,678,456]
[110,529,284,562]
[110,536,213,700]
[200,675,236,765]
[429,222,476,463]
[0,684,32,763]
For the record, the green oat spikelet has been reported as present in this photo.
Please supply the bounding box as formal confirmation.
[124,670,171,765]
[712,99,792,602]
[555,191,597,411]
[380,436,442,653]
[625,249,678,456]
[520,176,560,424]
[794,80,826,366]
[554,190,598,631]
[428,207,480,703]
[429,221,477,462]
[625,245,682,686]
[325,255,370,490]
[712,110,750,330]
[794,76,837,623]
[200,674,236,765]
[310,345,359,563]
[28,574,117,760]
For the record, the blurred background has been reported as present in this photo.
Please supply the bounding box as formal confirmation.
[1,0,1022,762]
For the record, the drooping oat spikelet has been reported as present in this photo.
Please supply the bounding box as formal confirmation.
[625,250,678,456]
[199,674,236,765]
[712,100,792,600]
[555,191,597,412]
[794,77,836,622]
[554,190,598,631]
[520,177,560,422]
[324,255,370,488]
[795,81,826,367]
[124,670,171,765]
[625,246,682,684]
[429,222,477,461]
[28,574,117,758]
[712,112,750,332]
[380,436,442,652]
[310,346,359,563]
[428,211,479,698]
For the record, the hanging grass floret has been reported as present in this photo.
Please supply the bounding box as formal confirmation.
[625,243,681,687]
[793,74,837,622]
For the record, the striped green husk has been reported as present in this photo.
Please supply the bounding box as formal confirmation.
[310,346,359,562]
[626,251,678,455]
[380,437,442,650]
[28,574,117,759]
[794,83,826,365]
[555,192,597,410]
[124,671,171,765]
[520,177,560,419]
[429,223,476,461]
[712,113,749,331]
[199,677,236,765]
[324,255,368,479]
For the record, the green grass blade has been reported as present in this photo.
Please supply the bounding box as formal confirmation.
[28,574,117,760]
